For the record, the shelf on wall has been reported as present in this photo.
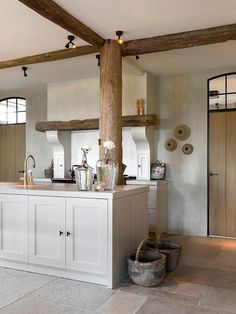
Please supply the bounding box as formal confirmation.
[35,114,158,132]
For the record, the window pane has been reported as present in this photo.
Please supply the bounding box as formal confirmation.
[17,111,26,123]
[17,98,26,106]
[8,101,16,112]
[0,102,6,114]
[227,94,236,109]
[8,112,16,124]
[17,104,26,111]
[209,76,225,95]
[0,113,7,124]
[227,75,236,93]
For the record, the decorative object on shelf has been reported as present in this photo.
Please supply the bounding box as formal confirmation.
[44,159,53,178]
[165,138,177,152]
[182,143,194,155]
[174,124,191,141]
[150,160,166,180]
[136,98,145,115]
[75,145,94,191]
[96,140,119,190]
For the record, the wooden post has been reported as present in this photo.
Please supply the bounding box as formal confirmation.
[99,40,123,185]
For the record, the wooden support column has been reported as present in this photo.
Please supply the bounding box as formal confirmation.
[100,40,123,185]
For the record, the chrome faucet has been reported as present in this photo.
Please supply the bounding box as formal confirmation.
[24,154,36,187]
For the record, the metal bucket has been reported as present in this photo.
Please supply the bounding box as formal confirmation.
[158,241,182,272]
[127,238,166,287]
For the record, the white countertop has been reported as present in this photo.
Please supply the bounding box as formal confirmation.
[126,179,168,186]
[0,182,148,199]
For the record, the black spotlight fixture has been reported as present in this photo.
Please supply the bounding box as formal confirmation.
[135,55,140,60]
[116,30,123,44]
[22,66,28,77]
[65,35,76,49]
[96,54,100,66]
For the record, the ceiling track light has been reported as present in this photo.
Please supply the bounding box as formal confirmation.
[22,66,28,77]
[116,30,123,44]
[65,35,76,49]
[96,54,100,66]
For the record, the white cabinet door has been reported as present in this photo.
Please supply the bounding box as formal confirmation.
[66,198,108,276]
[0,194,28,262]
[29,196,65,268]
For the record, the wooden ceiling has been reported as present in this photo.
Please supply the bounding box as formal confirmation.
[0,0,235,70]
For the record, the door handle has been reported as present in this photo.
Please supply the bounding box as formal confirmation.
[67,231,71,237]
[59,230,64,236]
[209,173,219,176]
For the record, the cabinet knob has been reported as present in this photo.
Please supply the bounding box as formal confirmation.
[67,231,71,237]
[59,230,64,236]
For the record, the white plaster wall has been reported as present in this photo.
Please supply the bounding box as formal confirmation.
[157,66,236,236]
[0,88,52,178]
[47,74,147,120]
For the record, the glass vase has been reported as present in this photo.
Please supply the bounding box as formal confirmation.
[75,164,94,191]
[96,158,118,190]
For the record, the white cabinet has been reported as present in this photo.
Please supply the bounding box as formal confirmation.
[0,194,28,262]
[29,196,108,276]
[66,198,108,275]
[29,196,66,268]
[127,180,168,233]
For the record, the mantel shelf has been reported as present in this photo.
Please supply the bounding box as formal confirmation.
[35,114,157,132]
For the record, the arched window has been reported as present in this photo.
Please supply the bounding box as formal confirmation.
[0,97,26,124]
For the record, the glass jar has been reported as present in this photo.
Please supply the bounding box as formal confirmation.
[75,151,94,191]
[96,155,118,190]
[75,163,94,191]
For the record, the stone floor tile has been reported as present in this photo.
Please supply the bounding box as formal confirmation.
[0,267,55,309]
[95,290,147,314]
[161,279,206,297]
[34,278,114,311]
[0,295,91,314]
[198,286,236,313]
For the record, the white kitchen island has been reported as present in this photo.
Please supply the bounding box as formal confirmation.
[0,183,148,288]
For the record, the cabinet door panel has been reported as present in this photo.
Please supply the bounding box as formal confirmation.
[0,194,28,262]
[29,196,65,268]
[66,198,108,275]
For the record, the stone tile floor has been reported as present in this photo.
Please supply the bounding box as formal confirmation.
[1,235,236,313]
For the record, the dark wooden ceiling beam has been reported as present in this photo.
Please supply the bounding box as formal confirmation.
[123,23,236,56]
[0,46,99,70]
[18,0,104,47]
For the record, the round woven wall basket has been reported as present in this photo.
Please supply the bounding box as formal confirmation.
[182,143,194,155]
[174,124,191,141]
[165,138,177,152]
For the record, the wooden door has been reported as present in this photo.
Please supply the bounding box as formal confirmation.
[29,196,65,268]
[0,124,25,181]
[66,198,108,276]
[226,111,236,237]
[209,111,236,237]
[209,112,226,236]
[0,194,28,262]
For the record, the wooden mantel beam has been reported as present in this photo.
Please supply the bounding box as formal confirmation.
[123,23,236,56]
[18,0,104,47]
[0,46,99,70]
[35,115,157,132]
